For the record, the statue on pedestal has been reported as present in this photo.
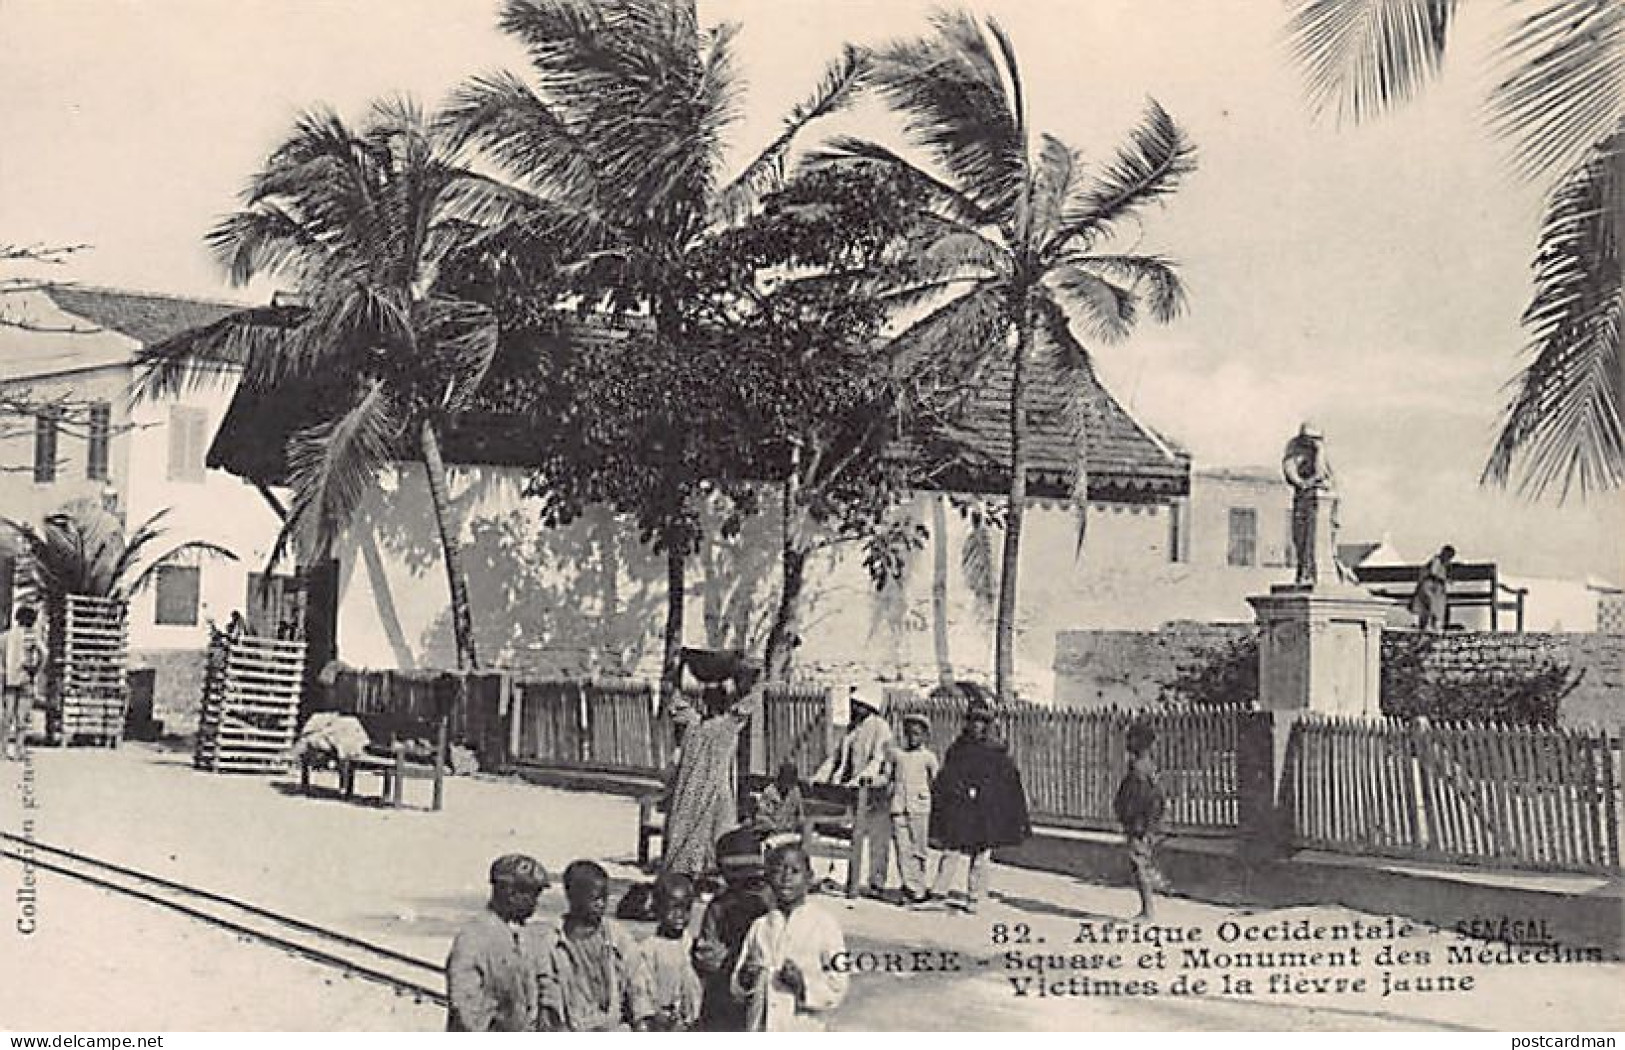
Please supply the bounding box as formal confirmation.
[1280,422,1343,587]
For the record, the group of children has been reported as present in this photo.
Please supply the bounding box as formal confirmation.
[447,831,846,1032]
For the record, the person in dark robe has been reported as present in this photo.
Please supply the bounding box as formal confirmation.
[690,827,775,1031]
[927,699,1030,913]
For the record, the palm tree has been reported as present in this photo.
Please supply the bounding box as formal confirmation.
[442,0,865,697]
[1289,0,1623,498]
[811,9,1194,701]
[134,99,512,671]
[4,502,236,608]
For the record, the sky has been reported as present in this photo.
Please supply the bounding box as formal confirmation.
[0,0,1619,583]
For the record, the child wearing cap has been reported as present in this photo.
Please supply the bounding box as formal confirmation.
[890,712,940,905]
[690,827,775,1031]
[1114,722,1167,922]
[445,853,549,1032]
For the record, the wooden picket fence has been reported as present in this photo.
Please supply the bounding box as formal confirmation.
[1287,715,1623,874]
[885,695,1251,832]
[326,669,508,770]
[760,684,832,777]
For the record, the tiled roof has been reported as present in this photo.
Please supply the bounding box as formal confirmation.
[43,286,243,346]
[203,310,1187,501]
[901,347,1189,501]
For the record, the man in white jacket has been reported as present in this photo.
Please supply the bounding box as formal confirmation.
[732,844,847,1030]
[813,688,895,896]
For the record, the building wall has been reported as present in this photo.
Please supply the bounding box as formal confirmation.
[331,464,1314,701]
[1,306,283,710]
[121,370,283,655]
[0,363,136,533]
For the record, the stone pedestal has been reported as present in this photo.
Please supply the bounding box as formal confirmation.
[1242,584,1392,855]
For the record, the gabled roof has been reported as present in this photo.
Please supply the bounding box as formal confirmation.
[42,286,243,347]
[201,309,1188,501]
[898,348,1189,501]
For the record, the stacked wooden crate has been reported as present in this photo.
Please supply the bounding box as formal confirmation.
[194,630,306,773]
[48,595,129,746]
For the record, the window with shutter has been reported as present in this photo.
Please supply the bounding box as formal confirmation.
[1227,507,1258,567]
[87,401,111,480]
[167,406,208,482]
[33,409,60,483]
[154,565,202,625]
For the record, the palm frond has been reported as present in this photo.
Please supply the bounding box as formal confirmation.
[1484,130,1624,499]
[440,70,600,206]
[1287,0,1457,123]
[130,304,303,405]
[807,136,996,227]
[1057,252,1188,323]
[282,380,404,561]
[419,296,501,414]
[1033,292,1097,554]
[866,7,1027,220]
[887,283,1011,397]
[711,44,869,228]
[1490,0,1625,179]
[1054,100,1196,252]
[122,542,239,601]
[1046,264,1137,343]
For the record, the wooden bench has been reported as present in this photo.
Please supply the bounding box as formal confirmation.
[299,711,448,811]
[1353,561,1529,631]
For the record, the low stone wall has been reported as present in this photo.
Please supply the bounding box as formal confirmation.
[1055,624,1623,726]
[1383,630,1624,728]
[1053,622,1254,708]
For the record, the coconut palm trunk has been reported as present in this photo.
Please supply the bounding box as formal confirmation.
[419,418,478,671]
[994,306,1034,702]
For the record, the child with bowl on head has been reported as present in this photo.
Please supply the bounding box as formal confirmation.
[731,844,848,1031]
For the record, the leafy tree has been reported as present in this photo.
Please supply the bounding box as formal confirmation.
[442,0,865,699]
[810,9,1195,700]
[134,99,514,670]
[1288,0,1623,498]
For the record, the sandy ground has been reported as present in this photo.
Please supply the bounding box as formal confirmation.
[2,742,1622,1032]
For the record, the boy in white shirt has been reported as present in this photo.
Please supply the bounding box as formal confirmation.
[890,712,940,905]
[731,844,847,1031]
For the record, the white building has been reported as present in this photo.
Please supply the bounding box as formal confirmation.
[0,286,284,708]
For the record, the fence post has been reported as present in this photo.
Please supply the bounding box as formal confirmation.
[1237,709,1288,860]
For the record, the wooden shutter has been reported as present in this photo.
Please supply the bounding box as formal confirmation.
[167,406,208,482]
[154,565,201,625]
[86,401,111,480]
[33,409,59,483]
[1227,507,1257,567]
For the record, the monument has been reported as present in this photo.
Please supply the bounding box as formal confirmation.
[1244,424,1392,852]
